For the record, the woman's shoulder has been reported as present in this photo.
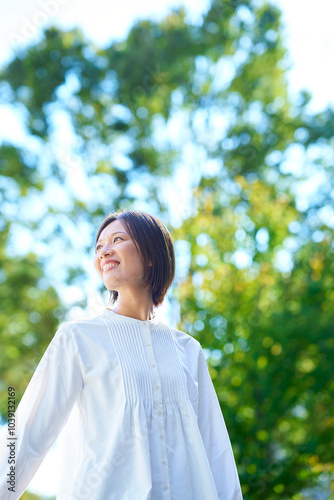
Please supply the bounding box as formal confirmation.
[54,311,110,344]
[166,323,202,352]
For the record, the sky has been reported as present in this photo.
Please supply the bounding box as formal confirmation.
[0,0,333,112]
[0,0,333,496]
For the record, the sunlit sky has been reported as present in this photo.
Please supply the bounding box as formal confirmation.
[0,0,333,112]
[1,0,334,496]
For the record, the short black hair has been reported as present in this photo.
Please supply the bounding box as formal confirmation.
[95,209,175,307]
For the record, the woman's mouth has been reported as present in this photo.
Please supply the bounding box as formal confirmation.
[102,262,120,272]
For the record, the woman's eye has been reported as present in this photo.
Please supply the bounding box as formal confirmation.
[96,237,122,251]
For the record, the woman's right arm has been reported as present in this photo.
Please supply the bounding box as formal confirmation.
[0,324,83,499]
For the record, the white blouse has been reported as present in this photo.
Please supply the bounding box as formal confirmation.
[0,307,243,499]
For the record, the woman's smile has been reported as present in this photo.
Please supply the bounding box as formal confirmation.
[103,263,120,272]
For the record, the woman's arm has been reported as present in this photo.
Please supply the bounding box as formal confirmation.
[0,324,83,500]
[197,347,243,500]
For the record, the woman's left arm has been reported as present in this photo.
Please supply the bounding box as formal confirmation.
[197,346,243,500]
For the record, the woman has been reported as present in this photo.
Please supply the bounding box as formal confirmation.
[0,209,243,499]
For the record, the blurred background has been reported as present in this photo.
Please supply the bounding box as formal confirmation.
[0,0,334,498]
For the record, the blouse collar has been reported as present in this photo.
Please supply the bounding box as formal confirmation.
[104,307,160,326]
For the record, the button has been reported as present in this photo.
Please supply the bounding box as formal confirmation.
[151,363,156,368]
[146,342,151,346]
[162,459,167,465]
[164,484,169,490]
[158,410,162,415]
[155,385,160,390]
[160,433,164,439]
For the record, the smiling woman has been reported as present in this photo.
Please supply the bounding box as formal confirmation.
[0,209,243,500]
[94,209,175,321]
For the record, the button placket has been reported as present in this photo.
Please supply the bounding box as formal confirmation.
[142,323,171,497]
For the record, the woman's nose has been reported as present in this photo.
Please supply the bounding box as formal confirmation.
[100,246,113,256]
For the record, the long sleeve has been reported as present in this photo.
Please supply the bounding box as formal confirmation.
[197,347,243,500]
[0,324,83,500]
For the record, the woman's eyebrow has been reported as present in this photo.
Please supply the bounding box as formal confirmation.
[96,231,127,245]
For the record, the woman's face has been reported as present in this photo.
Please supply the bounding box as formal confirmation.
[94,219,149,293]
